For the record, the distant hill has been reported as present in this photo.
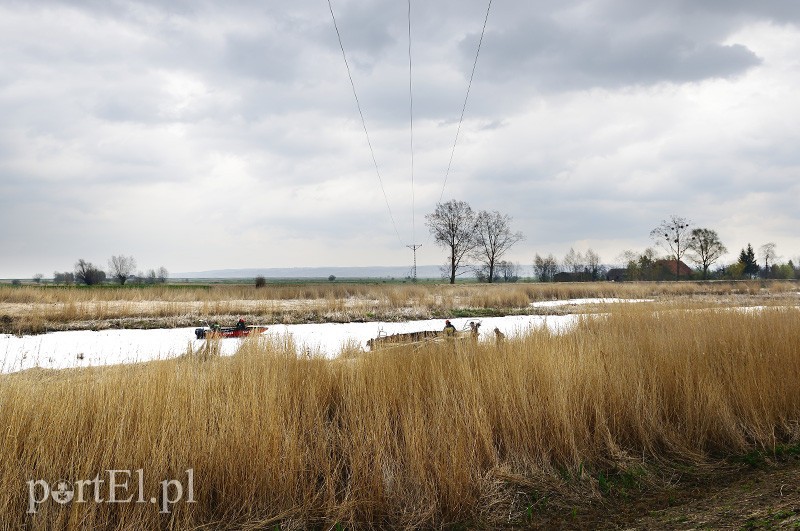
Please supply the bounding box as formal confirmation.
[173,265,446,280]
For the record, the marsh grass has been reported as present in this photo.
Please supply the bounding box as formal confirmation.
[1,305,798,528]
[2,280,798,334]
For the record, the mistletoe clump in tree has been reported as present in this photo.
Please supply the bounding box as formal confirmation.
[650,215,693,280]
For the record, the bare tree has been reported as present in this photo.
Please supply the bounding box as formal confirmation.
[533,253,558,282]
[650,215,693,280]
[621,248,660,281]
[759,242,777,278]
[32,274,43,284]
[687,228,727,279]
[53,271,74,284]
[471,210,524,283]
[75,259,105,285]
[617,249,640,265]
[562,248,585,276]
[425,200,477,284]
[157,266,169,283]
[108,255,137,285]
[585,248,603,280]
[496,261,520,282]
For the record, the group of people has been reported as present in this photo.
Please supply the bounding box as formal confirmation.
[208,318,247,331]
[443,319,505,343]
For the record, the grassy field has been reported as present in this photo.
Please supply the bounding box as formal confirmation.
[1,279,798,334]
[1,300,799,528]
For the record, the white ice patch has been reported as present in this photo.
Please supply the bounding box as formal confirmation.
[529,298,653,308]
[0,315,580,374]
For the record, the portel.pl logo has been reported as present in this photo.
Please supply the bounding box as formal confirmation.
[26,469,195,514]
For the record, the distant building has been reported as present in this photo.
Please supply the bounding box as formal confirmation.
[606,260,693,281]
[655,259,693,279]
[606,268,627,282]
[554,271,592,282]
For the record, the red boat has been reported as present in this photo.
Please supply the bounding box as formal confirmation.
[195,321,268,340]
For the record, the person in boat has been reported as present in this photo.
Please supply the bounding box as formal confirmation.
[236,318,246,330]
[443,319,456,336]
[494,327,505,344]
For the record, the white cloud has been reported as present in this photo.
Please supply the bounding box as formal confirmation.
[1,1,799,277]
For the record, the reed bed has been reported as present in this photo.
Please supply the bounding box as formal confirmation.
[2,280,798,334]
[1,305,798,528]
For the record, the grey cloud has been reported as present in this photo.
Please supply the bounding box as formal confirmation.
[223,33,301,82]
[90,90,165,124]
[1,0,799,277]
[470,17,761,92]
[328,0,398,59]
[670,0,800,23]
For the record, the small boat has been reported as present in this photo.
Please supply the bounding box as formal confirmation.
[195,321,268,340]
[366,330,443,350]
[366,321,481,351]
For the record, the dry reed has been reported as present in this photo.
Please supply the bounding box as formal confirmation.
[1,304,798,528]
[2,280,797,335]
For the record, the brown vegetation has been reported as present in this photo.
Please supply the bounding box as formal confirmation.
[1,280,797,334]
[2,305,798,528]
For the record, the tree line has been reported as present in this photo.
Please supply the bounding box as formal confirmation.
[425,204,798,283]
[48,256,169,286]
[21,212,796,285]
[535,215,798,282]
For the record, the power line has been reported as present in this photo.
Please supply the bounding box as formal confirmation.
[328,0,493,251]
[407,0,422,279]
[407,0,416,245]
[327,0,404,246]
[439,0,493,203]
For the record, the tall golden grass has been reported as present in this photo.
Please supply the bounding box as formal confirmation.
[1,305,798,528]
[2,280,797,334]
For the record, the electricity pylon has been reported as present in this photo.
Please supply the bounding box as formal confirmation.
[407,244,422,281]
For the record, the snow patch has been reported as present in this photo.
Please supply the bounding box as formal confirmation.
[529,298,652,308]
[0,315,580,374]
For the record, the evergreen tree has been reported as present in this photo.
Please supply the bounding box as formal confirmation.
[738,244,759,279]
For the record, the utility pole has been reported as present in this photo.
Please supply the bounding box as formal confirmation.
[407,244,422,281]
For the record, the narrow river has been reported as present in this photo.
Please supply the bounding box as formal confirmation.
[0,314,579,374]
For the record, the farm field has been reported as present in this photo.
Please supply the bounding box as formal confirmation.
[0,281,799,528]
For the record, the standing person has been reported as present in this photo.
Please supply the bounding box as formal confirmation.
[443,319,456,336]
[469,321,481,339]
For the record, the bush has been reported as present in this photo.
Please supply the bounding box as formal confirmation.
[53,271,74,284]
[75,259,106,285]
[255,276,266,288]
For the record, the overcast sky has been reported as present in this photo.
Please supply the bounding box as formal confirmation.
[2,0,799,278]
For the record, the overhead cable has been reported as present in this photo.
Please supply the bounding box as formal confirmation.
[407,0,417,245]
[328,0,404,246]
[439,0,493,202]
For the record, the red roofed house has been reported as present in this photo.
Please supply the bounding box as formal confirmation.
[655,259,693,280]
